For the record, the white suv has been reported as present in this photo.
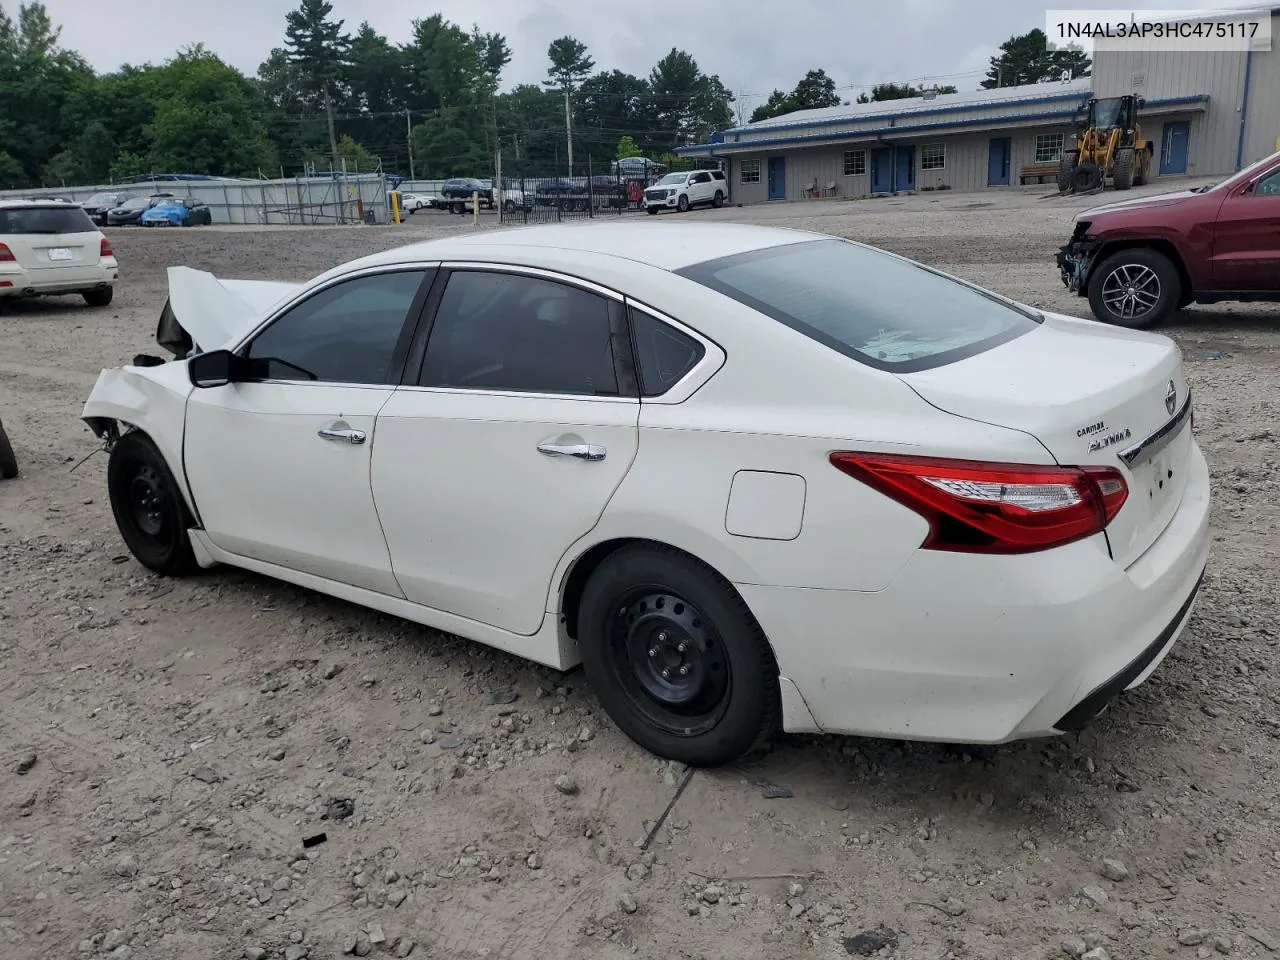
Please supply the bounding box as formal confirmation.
[0,200,119,307]
[644,169,728,214]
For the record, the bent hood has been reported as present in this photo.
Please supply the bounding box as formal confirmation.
[1078,188,1205,218]
[157,265,303,356]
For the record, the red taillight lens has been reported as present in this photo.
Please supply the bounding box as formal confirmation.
[99,237,114,258]
[0,242,14,262]
[830,452,1128,554]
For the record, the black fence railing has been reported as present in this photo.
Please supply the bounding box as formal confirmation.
[498,161,669,224]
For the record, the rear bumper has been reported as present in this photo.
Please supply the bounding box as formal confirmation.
[0,264,117,297]
[742,438,1212,743]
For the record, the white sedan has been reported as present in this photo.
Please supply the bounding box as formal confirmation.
[82,222,1210,766]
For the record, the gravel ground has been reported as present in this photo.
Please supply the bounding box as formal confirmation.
[1,182,1278,960]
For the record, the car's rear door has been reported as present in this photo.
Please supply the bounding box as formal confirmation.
[183,267,436,595]
[371,264,640,636]
[1211,160,1280,291]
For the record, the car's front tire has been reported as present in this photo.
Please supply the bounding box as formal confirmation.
[83,287,113,307]
[676,194,690,213]
[1087,248,1181,329]
[577,544,781,767]
[646,206,659,215]
[107,431,198,576]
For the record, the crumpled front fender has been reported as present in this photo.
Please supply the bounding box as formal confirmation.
[82,362,200,521]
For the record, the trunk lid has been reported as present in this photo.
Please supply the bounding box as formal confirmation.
[896,311,1192,567]
[10,230,100,270]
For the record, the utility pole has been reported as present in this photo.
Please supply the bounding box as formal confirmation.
[564,88,574,177]
[494,147,503,212]
[322,85,339,173]
[405,108,415,181]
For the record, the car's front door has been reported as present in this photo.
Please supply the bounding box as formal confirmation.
[1211,163,1280,291]
[371,266,640,636]
[183,268,436,594]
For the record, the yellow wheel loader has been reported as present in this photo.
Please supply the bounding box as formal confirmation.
[1058,95,1153,193]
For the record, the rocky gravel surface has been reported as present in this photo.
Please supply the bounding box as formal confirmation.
[1,184,1277,960]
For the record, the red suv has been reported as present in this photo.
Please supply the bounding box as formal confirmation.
[1056,150,1280,328]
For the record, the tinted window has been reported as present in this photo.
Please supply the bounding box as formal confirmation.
[0,206,97,234]
[247,270,426,384]
[629,307,706,397]
[678,238,1040,372]
[420,271,619,396]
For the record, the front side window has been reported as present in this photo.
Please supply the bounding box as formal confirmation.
[740,159,761,184]
[419,271,621,397]
[247,270,428,384]
[677,238,1040,372]
[1255,167,1280,196]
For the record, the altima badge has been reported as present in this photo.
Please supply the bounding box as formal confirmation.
[1165,380,1177,416]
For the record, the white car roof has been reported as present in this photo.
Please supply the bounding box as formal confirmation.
[353,222,823,273]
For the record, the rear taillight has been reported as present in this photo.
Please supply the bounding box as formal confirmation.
[99,237,114,258]
[0,242,14,262]
[830,452,1128,554]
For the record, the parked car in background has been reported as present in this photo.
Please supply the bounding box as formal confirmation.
[83,222,1208,767]
[106,194,176,226]
[82,191,133,226]
[140,197,213,227]
[0,416,16,480]
[0,199,118,307]
[440,178,493,212]
[398,192,433,212]
[1057,149,1280,328]
[644,170,728,214]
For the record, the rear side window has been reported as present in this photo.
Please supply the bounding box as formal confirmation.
[677,238,1041,372]
[0,206,97,234]
[629,307,705,397]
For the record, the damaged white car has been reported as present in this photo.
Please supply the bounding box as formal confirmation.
[83,223,1210,767]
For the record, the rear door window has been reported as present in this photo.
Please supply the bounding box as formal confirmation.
[0,206,98,234]
[677,238,1041,372]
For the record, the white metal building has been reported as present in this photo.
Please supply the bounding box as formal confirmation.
[678,7,1279,203]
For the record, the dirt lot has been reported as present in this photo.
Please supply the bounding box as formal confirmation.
[2,184,1278,960]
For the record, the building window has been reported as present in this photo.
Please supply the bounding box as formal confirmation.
[1035,133,1065,163]
[842,150,867,176]
[920,144,946,171]
[740,159,761,184]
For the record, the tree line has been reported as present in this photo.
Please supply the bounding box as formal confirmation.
[0,0,1089,189]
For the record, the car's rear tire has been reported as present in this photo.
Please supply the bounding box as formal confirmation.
[0,419,18,480]
[107,431,198,576]
[577,544,781,767]
[711,190,724,208]
[83,287,113,307]
[1087,248,1181,329]
[677,194,690,213]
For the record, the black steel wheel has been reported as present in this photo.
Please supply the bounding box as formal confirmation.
[0,418,17,479]
[107,431,198,575]
[577,544,780,766]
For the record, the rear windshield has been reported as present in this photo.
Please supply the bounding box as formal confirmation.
[0,206,97,235]
[677,238,1041,372]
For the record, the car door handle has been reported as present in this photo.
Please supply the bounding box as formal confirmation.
[318,427,366,444]
[537,442,606,461]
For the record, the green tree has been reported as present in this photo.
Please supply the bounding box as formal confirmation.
[544,36,593,92]
[750,68,844,122]
[648,48,733,147]
[615,135,642,159]
[310,133,377,172]
[284,0,350,171]
[981,29,1090,88]
[579,70,654,167]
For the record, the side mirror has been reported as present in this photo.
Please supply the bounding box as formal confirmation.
[188,349,238,388]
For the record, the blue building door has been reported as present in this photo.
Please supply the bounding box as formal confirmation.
[894,145,915,191]
[987,137,1012,185]
[1160,121,1190,175]
[767,156,786,199]
[870,148,893,192]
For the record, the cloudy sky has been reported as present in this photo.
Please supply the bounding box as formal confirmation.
[38,0,1260,114]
